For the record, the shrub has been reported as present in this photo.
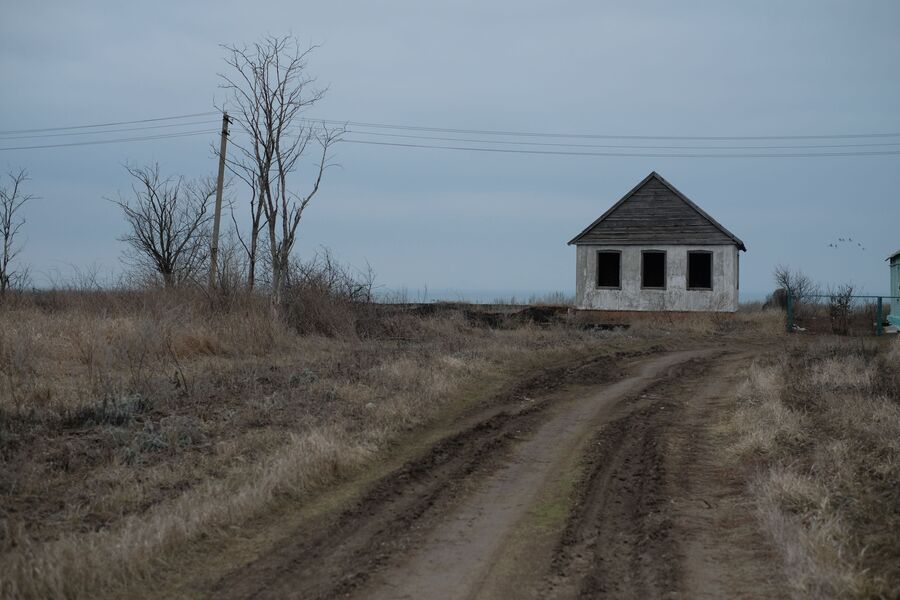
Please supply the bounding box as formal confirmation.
[280,249,375,337]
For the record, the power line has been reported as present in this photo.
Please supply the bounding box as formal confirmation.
[0,111,219,135]
[2,109,900,157]
[4,110,899,142]
[305,117,900,141]
[341,138,900,158]
[341,128,900,151]
[0,119,221,141]
[3,126,898,158]
[0,129,219,152]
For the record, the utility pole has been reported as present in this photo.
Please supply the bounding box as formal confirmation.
[209,111,230,290]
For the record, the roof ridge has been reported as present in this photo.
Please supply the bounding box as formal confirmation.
[567,172,747,251]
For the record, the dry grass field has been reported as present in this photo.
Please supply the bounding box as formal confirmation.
[731,337,900,599]
[1,291,895,599]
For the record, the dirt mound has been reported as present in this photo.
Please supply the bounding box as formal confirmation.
[386,302,572,329]
[510,305,568,324]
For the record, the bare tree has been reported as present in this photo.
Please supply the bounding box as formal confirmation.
[773,265,819,302]
[827,283,854,335]
[112,164,216,287]
[0,169,35,296]
[219,35,343,303]
[773,264,820,317]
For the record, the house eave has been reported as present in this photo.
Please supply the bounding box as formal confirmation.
[570,240,747,250]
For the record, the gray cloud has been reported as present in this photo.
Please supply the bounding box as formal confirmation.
[2,0,899,297]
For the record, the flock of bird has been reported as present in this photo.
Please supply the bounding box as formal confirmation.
[828,237,866,251]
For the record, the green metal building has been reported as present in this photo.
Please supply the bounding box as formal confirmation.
[889,250,900,326]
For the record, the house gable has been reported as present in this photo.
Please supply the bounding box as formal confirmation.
[568,172,746,250]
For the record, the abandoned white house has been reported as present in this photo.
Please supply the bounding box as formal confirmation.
[568,172,746,312]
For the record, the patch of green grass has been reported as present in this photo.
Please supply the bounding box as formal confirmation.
[529,462,583,531]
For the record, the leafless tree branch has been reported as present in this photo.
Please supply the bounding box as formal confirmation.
[111,163,216,287]
[0,169,36,296]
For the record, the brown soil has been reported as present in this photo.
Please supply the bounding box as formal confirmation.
[545,351,788,599]
[204,344,787,599]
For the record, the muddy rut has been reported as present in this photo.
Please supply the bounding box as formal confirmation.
[208,347,786,599]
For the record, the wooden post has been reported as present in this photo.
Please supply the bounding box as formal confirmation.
[786,292,794,333]
[209,111,230,290]
[876,296,883,337]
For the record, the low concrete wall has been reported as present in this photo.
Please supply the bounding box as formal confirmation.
[575,244,739,312]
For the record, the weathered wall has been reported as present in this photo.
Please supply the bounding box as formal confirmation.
[891,258,900,304]
[575,244,740,312]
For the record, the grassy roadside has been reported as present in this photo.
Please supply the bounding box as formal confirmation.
[729,337,900,599]
[0,291,635,599]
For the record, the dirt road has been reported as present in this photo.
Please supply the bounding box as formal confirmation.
[209,347,787,599]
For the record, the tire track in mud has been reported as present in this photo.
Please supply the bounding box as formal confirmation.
[545,362,711,599]
[545,352,788,600]
[357,350,711,600]
[209,346,788,600]
[208,348,657,600]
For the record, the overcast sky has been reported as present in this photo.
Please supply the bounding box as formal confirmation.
[1,1,898,299]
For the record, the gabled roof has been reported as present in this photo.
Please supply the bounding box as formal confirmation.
[887,249,900,262]
[568,171,746,251]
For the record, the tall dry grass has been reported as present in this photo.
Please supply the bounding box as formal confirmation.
[730,338,900,599]
[0,288,621,599]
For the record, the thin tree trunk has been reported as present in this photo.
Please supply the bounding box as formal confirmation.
[247,226,259,290]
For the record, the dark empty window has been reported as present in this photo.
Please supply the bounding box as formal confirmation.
[687,251,713,290]
[596,251,621,288]
[641,251,666,289]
